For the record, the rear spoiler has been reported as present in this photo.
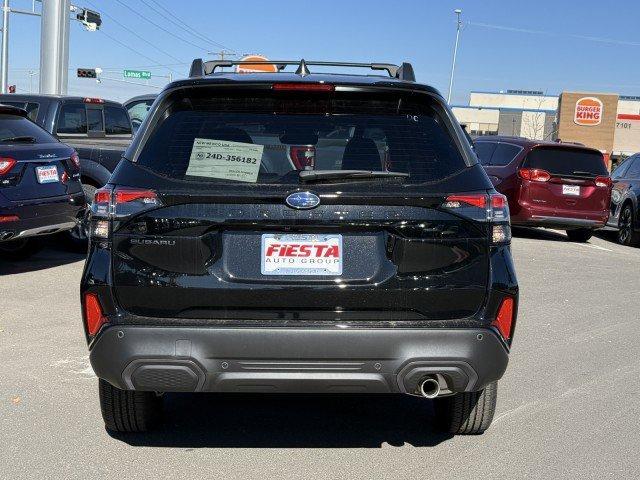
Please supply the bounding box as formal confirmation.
[189,58,416,82]
[0,104,28,117]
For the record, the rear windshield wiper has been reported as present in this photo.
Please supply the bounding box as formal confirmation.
[572,170,595,176]
[0,136,37,143]
[299,170,410,183]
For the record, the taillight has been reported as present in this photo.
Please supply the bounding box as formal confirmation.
[289,146,316,169]
[114,188,158,204]
[84,293,107,336]
[492,297,515,341]
[273,82,334,92]
[0,215,19,222]
[0,157,16,175]
[442,193,511,244]
[518,168,551,182]
[70,151,80,168]
[595,176,612,188]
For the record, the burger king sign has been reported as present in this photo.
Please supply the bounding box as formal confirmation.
[574,97,603,126]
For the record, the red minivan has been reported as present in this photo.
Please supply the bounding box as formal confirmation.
[474,136,612,242]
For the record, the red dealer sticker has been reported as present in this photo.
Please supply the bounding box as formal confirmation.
[574,97,603,126]
[261,234,343,276]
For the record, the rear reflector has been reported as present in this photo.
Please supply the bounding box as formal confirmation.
[492,297,515,341]
[518,168,551,182]
[595,176,612,188]
[0,215,19,223]
[0,157,16,175]
[84,293,107,336]
[272,82,335,92]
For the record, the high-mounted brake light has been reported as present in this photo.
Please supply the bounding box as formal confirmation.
[492,297,515,341]
[272,82,335,92]
[595,176,612,188]
[84,293,107,336]
[518,168,551,182]
[83,97,104,104]
[0,157,16,175]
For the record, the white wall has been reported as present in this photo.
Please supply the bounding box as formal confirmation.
[470,92,558,111]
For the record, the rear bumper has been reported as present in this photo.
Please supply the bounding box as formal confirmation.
[90,325,509,395]
[0,192,84,241]
[513,215,606,229]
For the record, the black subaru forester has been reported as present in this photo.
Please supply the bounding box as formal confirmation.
[82,59,518,435]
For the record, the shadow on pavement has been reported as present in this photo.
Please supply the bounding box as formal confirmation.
[511,226,569,242]
[111,393,453,448]
[0,237,85,276]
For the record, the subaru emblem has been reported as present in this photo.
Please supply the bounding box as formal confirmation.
[285,191,320,210]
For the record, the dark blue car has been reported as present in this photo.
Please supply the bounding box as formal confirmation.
[0,104,85,259]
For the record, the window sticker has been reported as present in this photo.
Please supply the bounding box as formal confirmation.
[186,138,264,182]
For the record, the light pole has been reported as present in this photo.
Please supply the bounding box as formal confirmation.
[1,0,9,93]
[446,8,463,104]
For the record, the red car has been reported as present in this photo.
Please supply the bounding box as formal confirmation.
[474,137,612,242]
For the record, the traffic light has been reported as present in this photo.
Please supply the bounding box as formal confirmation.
[76,9,102,31]
[77,68,97,79]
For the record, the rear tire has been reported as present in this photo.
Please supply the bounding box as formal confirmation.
[617,203,640,247]
[63,183,96,252]
[98,378,162,433]
[436,381,498,435]
[566,228,593,243]
[0,238,43,260]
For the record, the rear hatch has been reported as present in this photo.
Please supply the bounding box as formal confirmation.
[519,145,611,217]
[0,113,80,201]
[104,85,498,323]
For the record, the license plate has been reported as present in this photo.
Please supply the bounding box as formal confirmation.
[562,184,580,196]
[261,234,343,276]
[36,165,59,184]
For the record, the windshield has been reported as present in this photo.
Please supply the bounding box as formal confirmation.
[135,90,467,185]
[523,146,607,177]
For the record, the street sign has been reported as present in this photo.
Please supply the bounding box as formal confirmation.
[124,70,151,80]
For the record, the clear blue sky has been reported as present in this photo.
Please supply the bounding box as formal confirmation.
[6,0,640,102]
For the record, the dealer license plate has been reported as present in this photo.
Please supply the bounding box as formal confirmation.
[36,165,59,184]
[562,185,580,196]
[261,233,343,276]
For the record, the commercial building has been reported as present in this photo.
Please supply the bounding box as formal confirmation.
[453,89,640,162]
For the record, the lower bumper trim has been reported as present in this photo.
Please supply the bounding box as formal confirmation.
[90,326,509,395]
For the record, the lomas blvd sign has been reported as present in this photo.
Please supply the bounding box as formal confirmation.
[123,69,151,80]
[574,97,603,126]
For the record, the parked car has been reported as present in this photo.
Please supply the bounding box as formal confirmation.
[474,136,612,242]
[82,59,518,435]
[0,94,134,243]
[123,94,157,134]
[606,154,640,246]
[0,104,85,258]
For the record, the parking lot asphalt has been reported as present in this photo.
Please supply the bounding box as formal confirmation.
[1,229,638,480]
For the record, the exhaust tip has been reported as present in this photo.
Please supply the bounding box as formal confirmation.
[419,376,441,399]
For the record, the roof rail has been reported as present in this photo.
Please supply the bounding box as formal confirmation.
[188,58,416,82]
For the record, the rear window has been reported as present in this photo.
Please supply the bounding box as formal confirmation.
[105,105,132,135]
[523,146,607,177]
[0,114,57,144]
[135,90,467,185]
[474,142,496,165]
[57,103,87,134]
